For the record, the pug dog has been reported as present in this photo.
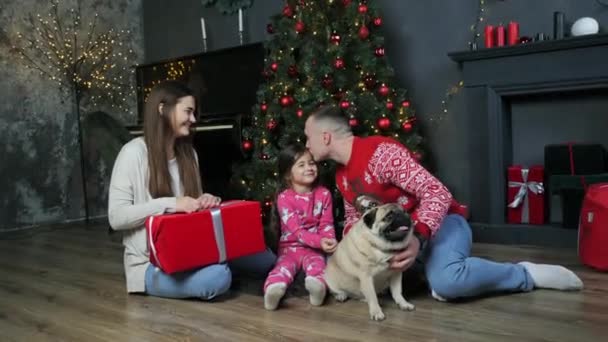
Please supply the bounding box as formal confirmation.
[324,203,415,321]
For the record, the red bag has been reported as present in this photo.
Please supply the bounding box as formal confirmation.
[579,183,608,271]
[146,200,266,274]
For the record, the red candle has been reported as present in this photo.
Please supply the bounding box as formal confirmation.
[508,21,519,45]
[484,25,495,48]
[496,24,506,47]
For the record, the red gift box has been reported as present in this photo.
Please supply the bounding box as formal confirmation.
[146,200,266,274]
[507,165,545,224]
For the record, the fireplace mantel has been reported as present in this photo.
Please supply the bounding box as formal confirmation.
[448,34,608,248]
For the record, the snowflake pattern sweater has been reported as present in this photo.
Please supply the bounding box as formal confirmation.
[336,136,464,239]
[276,186,336,249]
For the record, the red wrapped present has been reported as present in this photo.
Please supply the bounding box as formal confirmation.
[146,200,266,274]
[507,165,545,224]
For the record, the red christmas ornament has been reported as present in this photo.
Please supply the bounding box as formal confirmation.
[377,117,391,130]
[363,74,376,88]
[267,119,278,130]
[386,101,394,110]
[340,100,350,109]
[330,32,341,45]
[402,100,410,107]
[373,17,383,27]
[334,57,345,69]
[348,118,359,127]
[282,5,293,17]
[342,0,352,6]
[358,4,368,13]
[260,102,268,112]
[333,89,345,101]
[321,74,333,89]
[401,121,413,132]
[375,46,385,57]
[295,20,305,33]
[270,62,278,72]
[358,25,370,40]
[296,108,304,117]
[242,140,253,151]
[280,95,292,107]
[288,65,298,77]
[378,84,390,97]
[266,23,274,34]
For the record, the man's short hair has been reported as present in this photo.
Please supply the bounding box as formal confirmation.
[309,105,352,137]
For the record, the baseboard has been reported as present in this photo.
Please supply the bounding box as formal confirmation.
[470,222,578,249]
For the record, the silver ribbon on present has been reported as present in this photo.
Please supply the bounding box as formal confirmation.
[210,206,227,263]
[507,168,544,223]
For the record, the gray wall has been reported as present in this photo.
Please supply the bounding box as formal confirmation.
[0,0,143,231]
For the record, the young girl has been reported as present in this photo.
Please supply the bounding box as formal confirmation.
[263,144,337,310]
[108,80,275,299]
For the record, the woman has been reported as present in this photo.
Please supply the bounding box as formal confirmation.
[108,81,275,299]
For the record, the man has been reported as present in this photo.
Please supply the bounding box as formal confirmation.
[304,105,583,301]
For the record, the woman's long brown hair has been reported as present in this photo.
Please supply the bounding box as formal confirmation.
[143,81,202,198]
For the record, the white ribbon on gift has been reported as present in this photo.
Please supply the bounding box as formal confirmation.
[147,201,244,270]
[507,168,544,223]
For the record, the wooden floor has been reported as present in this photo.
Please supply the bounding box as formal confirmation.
[1,225,607,342]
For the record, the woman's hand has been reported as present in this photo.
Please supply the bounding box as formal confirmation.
[176,196,202,213]
[389,237,420,271]
[321,238,338,254]
[197,193,221,210]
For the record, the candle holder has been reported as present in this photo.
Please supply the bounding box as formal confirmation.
[238,30,244,45]
[203,37,208,52]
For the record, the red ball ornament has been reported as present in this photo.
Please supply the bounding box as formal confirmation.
[266,23,274,34]
[334,57,345,69]
[358,4,368,13]
[401,121,413,132]
[402,100,411,107]
[358,25,370,40]
[333,89,345,101]
[378,84,390,97]
[348,118,359,127]
[340,100,350,109]
[373,17,383,27]
[342,0,352,6]
[330,32,341,45]
[377,117,391,130]
[321,74,333,89]
[375,46,385,57]
[282,5,293,17]
[242,140,253,151]
[295,20,305,33]
[296,108,304,118]
[270,62,278,72]
[260,102,268,112]
[386,101,394,110]
[288,65,298,77]
[267,119,278,130]
[280,96,292,107]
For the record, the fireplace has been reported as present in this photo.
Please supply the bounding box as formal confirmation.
[449,34,608,247]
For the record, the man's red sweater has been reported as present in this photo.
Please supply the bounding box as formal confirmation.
[336,136,466,239]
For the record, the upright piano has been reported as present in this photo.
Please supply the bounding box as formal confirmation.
[128,43,265,199]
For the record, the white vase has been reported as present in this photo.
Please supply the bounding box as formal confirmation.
[571,17,599,36]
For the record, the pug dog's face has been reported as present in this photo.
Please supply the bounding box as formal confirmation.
[362,203,413,242]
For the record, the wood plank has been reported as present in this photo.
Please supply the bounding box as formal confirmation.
[0,224,607,341]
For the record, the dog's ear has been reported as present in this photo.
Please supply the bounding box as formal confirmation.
[363,208,378,229]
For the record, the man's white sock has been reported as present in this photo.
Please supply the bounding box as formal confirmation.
[519,262,583,291]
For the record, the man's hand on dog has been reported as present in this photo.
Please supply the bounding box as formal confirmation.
[321,238,338,254]
[390,236,420,271]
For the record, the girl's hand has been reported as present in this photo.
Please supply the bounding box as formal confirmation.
[197,193,221,210]
[321,238,338,254]
[176,196,202,213]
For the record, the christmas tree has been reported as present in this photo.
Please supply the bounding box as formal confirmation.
[232,0,424,224]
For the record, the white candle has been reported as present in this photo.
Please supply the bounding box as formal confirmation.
[238,9,243,32]
[201,17,207,39]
